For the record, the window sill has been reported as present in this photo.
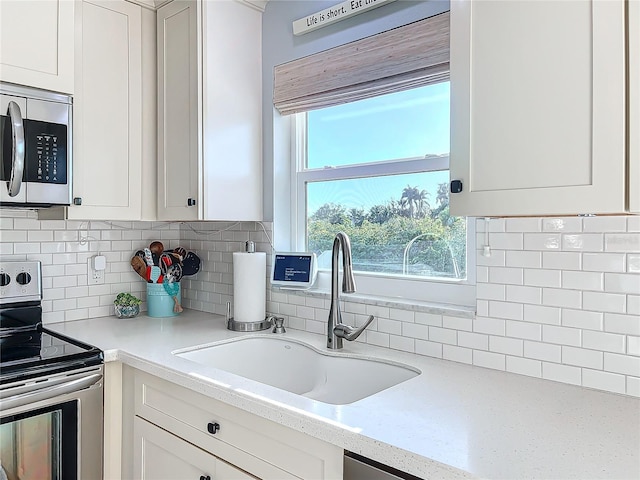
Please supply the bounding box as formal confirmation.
[270,286,476,319]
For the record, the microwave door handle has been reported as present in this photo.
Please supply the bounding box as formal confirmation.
[6,100,25,197]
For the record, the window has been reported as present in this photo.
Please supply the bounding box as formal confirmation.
[274,11,475,306]
[292,83,475,306]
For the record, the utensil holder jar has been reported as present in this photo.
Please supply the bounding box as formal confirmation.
[147,283,181,317]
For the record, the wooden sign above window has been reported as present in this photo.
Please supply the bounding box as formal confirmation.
[292,0,397,35]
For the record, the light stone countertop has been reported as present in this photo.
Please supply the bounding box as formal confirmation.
[47,310,640,480]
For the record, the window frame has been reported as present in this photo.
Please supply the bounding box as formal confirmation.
[290,110,476,308]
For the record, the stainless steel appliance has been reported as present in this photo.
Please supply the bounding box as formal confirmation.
[0,261,103,480]
[0,83,72,206]
[344,452,422,480]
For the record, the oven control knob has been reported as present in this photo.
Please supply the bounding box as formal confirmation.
[16,272,31,285]
[0,273,9,287]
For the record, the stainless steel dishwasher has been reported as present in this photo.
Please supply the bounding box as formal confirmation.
[344,452,424,480]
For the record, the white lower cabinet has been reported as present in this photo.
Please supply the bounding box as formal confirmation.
[134,416,256,480]
[125,368,343,480]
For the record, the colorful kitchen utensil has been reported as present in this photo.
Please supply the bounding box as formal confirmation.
[162,278,183,313]
[182,251,201,276]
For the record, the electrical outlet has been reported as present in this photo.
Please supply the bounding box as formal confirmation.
[88,257,105,285]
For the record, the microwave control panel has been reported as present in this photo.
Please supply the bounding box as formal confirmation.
[24,119,67,184]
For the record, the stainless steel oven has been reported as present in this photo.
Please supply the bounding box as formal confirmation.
[0,82,72,207]
[0,261,103,480]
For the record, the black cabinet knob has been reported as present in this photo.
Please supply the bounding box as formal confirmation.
[199,476,211,480]
[207,422,220,435]
[450,180,463,194]
[187,198,196,206]
[73,197,82,205]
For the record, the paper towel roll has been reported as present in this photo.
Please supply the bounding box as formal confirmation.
[233,251,266,323]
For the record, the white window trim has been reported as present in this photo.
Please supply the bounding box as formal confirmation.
[289,113,476,308]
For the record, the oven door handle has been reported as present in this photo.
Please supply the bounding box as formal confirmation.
[0,373,102,411]
[6,100,25,197]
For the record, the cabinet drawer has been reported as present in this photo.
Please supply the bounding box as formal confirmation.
[134,371,342,480]
[134,416,257,479]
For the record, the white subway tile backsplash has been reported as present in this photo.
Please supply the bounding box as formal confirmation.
[582,253,626,273]
[458,331,489,350]
[474,316,506,336]
[505,218,541,233]
[604,313,640,336]
[428,326,457,345]
[477,283,506,301]
[542,251,581,270]
[524,233,561,251]
[506,320,542,341]
[582,216,627,233]
[542,288,582,309]
[542,362,581,386]
[505,251,542,268]
[489,301,523,320]
[561,346,603,369]
[542,218,582,232]
[561,234,603,252]
[524,341,562,363]
[561,271,603,291]
[473,350,505,370]
[402,322,428,340]
[506,356,542,378]
[524,304,561,325]
[542,325,581,347]
[582,330,626,354]
[561,309,603,331]
[605,234,640,253]
[582,291,627,313]
[628,216,640,232]
[506,285,542,304]
[443,345,472,364]
[628,377,640,397]
[604,273,640,295]
[415,339,442,358]
[488,266,524,285]
[3,212,639,398]
[603,353,640,376]
[582,369,626,395]
[524,269,562,288]
[414,312,442,327]
[489,336,523,356]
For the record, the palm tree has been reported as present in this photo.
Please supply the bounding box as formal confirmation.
[400,185,430,218]
[436,182,449,208]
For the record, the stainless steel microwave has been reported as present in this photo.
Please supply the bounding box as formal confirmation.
[0,82,72,207]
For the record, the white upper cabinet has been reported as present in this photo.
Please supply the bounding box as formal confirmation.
[68,0,156,221]
[0,0,75,94]
[449,0,630,217]
[157,0,263,221]
[629,0,639,214]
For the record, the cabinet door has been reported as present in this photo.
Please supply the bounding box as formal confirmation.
[133,416,256,480]
[69,0,142,220]
[201,0,263,221]
[0,0,74,94]
[157,0,200,221]
[449,0,626,217]
[629,0,639,214]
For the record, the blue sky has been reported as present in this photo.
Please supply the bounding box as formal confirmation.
[306,82,450,213]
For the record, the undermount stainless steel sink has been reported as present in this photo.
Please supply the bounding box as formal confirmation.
[173,336,420,405]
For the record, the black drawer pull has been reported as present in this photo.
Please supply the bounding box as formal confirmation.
[200,476,211,480]
[207,422,220,435]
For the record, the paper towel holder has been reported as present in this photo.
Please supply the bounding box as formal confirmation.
[226,301,272,332]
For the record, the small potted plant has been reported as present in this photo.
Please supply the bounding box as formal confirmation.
[114,293,142,319]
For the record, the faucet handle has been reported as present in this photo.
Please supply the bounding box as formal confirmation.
[271,316,286,334]
[334,315,374,342]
